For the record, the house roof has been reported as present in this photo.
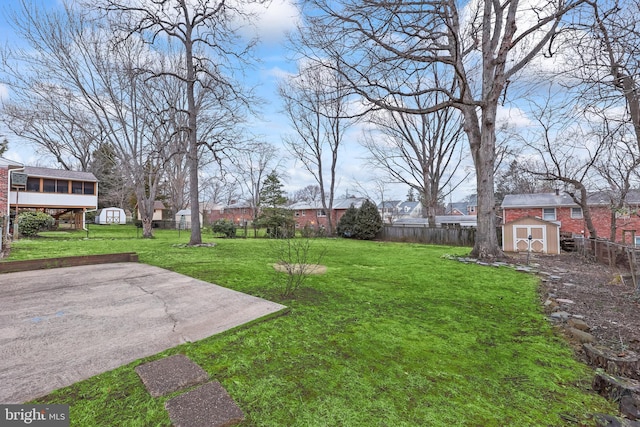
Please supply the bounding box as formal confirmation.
[377,200,402,209]
[398,201,420,210]
[23,166,97,182]
[502,193,576,208]
[153,201,166,210]
[445,201,469,215]
[503,216,560,227]
[502,191,640,208]
[289,197,370,210]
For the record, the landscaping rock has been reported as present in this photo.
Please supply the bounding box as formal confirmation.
[165,381,244,427]
[584,344,640,380]
[550,311,570,322]
[594,413,640,427]
[568,318,590,331]
[556,298,575,305]
[135,354,209,397]
[593,369,640,402]
[568,327,596,343]
[621,395,640,420]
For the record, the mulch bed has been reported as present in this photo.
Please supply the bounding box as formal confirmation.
[519,252,640,355]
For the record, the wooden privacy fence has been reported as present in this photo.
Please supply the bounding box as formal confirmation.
[379,224,476,247]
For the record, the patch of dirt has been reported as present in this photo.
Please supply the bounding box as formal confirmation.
[515,252,640,354]
[272,263,327,275]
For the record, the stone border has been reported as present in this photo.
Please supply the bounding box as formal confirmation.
[0,252,139,274]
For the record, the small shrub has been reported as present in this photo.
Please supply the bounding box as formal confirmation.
[300,223,315,238]
[271,237,327,297]
[211,219,236,238]
[17,211,55,237]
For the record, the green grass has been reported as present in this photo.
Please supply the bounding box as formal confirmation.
[5,225,616,426]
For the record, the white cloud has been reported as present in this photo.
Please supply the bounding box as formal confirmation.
[0,84,8,102]
[240,0,300,44]
[496,105,533,128]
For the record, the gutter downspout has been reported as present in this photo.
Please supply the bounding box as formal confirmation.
[6,165,25,242]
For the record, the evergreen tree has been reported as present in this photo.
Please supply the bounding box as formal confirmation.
[354,199,383,240]
[0,138,8,157]
[257,171,295,238]
[336,203,358,237]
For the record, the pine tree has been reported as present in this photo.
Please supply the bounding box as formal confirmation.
[257,171,294,238]
[336,204,358,238]
[354,199,383,240]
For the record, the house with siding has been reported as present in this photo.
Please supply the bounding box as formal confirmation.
[501,191,640,252]
[1,158,98,234]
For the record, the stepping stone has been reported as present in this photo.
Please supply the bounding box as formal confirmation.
[135,354,209,397]
[165,381,244,427]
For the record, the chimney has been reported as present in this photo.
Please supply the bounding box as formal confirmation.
[555,188,559,196]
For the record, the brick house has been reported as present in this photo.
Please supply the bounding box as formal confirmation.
[502,191,640,246]
[289,197,369,231]
[208,197,371,232]
[207,200,256,225]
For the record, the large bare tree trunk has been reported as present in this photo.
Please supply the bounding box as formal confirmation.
[469,103,502,259]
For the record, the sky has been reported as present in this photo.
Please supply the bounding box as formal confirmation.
[0,0,483,204]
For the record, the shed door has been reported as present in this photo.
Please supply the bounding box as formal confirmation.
[513,225,546,253]
[106,209,120,224]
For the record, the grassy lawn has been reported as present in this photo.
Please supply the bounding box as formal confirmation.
[5,225,616,426]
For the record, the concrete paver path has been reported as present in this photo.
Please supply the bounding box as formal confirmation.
[0,262,286,403]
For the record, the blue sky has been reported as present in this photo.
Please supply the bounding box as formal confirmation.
[0,0,478,203]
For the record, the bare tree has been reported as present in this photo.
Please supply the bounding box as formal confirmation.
[517,94,609,239]
[593,118,640,241]
[1,4,180,237]
[302,0,587,258]
[361,82,468,227]
[564,0,640,150]
[291,185,322,204]
[96,0,262,245]
[279,59,359,235]
[230,141,282,223]
[1,91,100,171]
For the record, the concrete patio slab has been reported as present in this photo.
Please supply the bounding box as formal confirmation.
[165,381,244,427]
[0,262,286,403]
[136,354,209,397]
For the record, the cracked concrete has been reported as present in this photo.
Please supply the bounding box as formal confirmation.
[0,262,286,404]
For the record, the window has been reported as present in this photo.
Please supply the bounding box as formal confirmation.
[469,206,476,214]
[57,180,69,194]
[571,207,583,219]
[43,179,56,193]
[83,182,95,195]
[317,210,327,217]
[26,177,40,192]
[636,236,640,247]
[72,181,83,194]
[542,208,556,221]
